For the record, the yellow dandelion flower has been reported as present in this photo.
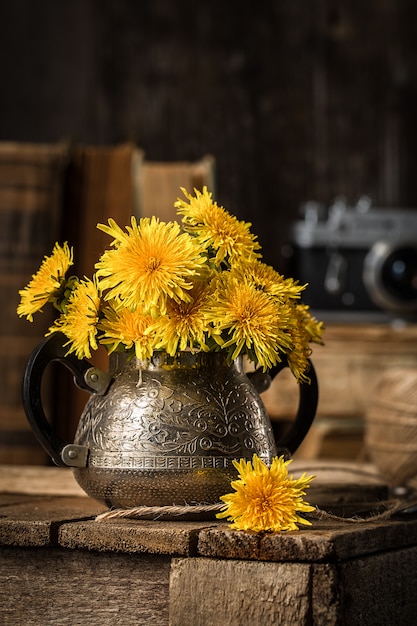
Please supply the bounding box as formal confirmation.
[47,277,100,360]
[95,216,205,313]
[300,305,325,345]
[175,187,261,265]
[16,188,324,382]
[174,186,216,224]
[17,242,73,321]
[98,304,157,360]
[217,453,315,532]
[150,280,213,355]
[205,273,293,370]
[230,259,306,301]
[287,345,311,383]
[287,304,325,382]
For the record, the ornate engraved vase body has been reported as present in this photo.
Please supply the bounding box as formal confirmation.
[22,332,318,508]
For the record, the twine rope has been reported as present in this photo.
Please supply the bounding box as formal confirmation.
[95,503,223,521]
[95,498,407,523]
[94,464,414,524]
[310,498,404,524]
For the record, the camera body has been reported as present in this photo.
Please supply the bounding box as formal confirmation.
[289,197,417,319]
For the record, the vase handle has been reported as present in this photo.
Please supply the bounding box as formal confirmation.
[248,357,318,455]
[21,332,112,467]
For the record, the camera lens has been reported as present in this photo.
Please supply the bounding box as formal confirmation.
[363,241,417,315]
[381,247,417,301]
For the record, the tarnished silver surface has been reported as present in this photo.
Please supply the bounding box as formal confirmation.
[72,351,278,508]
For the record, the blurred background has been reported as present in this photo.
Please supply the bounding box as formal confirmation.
[2,0,417,475]
[2,0,417,270]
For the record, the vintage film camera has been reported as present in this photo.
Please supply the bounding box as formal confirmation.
[288,196,417,320]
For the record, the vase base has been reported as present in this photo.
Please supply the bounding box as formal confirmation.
[73,466,238,511]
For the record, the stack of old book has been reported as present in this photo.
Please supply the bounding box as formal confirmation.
[0,142,69,464]
[1,141,216,464]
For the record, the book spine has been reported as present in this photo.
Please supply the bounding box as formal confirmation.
[0,142,68,465]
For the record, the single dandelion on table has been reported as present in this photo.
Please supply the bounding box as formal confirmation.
[217,453,315,532]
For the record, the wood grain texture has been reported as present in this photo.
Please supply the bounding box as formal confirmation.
[0,496,105,547]
[0,547,170,626]
[339,546,417,626]
[0,465,86,497]
[0,464,417,625]
[169,558,311,626]
[3,2,417,468]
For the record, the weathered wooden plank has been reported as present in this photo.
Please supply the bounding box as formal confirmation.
[0,547,170,626]
[1,537,416,625]
[0,465,87,497]
[59,518,215,556]
[0,496,105,547]
[311,564,342,626]
[170,548,417,625]
[197,517,417,563]
[0,465,415,625]
[169,557,311,626]
[338,546,417,626]
[0,494,44,507]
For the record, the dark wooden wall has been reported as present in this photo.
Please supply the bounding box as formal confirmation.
[1,0,417,271]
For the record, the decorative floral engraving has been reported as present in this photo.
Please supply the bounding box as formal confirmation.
[75,358,276,465]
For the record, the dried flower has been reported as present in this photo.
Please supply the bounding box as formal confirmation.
[217,453,315,532]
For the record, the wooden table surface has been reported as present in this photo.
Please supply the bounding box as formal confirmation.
[0,462,416,626]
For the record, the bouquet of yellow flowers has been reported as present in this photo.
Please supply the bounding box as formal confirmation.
[17,187,323,381]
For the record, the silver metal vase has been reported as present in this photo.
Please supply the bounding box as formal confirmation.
[22,332,318,509]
